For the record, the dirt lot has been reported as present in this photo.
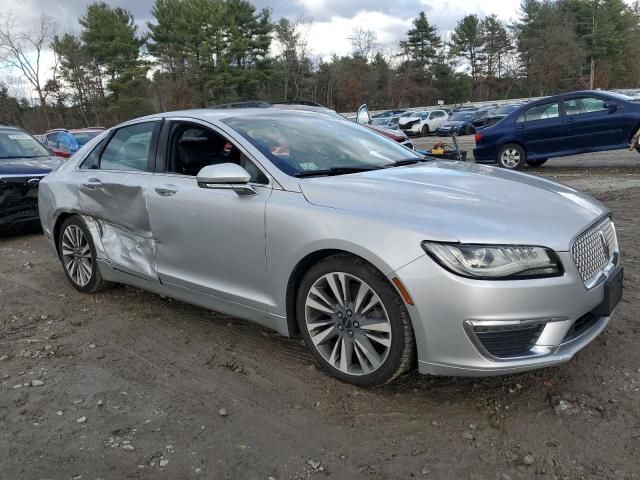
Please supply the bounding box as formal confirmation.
[1,145,639,480]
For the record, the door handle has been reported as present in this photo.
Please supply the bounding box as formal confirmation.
[82,178,102,190]
[155,184,178,197]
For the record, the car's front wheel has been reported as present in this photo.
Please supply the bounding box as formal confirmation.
[421,125,430,136]
[58,216,109,293]
[497,143,526,169]
[526,158,548,167]
[296,254,415,387]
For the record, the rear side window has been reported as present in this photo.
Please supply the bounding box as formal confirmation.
[46,133,59,148]
[58,133,74,151]
[564,97,607,116]
[99,122,157,172]
[517,102,560,123]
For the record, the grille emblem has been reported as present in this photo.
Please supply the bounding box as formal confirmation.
[27,178,40,188]
[599,230,610,259]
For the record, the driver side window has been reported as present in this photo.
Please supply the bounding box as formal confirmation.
[166,122,268,185]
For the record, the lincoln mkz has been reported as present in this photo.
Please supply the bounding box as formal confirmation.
[39,107,623,386]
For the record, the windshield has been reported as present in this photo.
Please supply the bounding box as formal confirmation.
[450,112,473,121]
[371,118,390,126]
[223,113,420,176]
[0,130,51,159]
[72,131,101,147]
[493,105,520,115]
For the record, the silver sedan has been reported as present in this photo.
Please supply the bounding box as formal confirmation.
[38,108,623,386]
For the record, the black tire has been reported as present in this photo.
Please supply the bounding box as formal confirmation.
[296,254,415,387]
[526,158,548,167]
[421,124,430,136]
[497,143,527,169]
[58,216,110,293]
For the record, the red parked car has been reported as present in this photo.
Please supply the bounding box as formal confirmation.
[43,127,105,158]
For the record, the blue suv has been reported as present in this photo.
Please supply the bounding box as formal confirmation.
[473,90,640,169]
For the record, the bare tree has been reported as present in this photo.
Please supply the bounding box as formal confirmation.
[349,27,378,60]
[0,13,56,128]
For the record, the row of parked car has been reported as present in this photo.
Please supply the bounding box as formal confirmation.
[369,103,524,137]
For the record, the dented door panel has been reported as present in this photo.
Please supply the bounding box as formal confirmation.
[77,171,159,281]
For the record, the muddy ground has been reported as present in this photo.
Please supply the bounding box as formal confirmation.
[1,143,639,480]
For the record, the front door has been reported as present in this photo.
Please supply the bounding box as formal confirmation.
[563,96,624,149]
[145,120,274,312]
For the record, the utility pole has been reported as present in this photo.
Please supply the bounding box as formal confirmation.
[589,4,596,89]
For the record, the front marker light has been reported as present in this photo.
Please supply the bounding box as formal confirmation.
[421,242,563,279]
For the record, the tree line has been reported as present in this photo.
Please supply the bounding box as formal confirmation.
[1,0,639,133]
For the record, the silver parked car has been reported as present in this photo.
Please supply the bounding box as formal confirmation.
[39,108,623,387]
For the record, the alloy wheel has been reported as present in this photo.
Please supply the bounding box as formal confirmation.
[61,225,93,287]
[501,148,521,168]
[304,272,392,376]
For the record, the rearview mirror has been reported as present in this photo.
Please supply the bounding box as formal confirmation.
[603,101,618,112]
[196,163,255,196]
[356,104,371,125]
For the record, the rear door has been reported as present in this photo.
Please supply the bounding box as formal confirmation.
[428,110,447,129]
[76,119,161,281]
[515,101,566,157]
[562,95,624,149]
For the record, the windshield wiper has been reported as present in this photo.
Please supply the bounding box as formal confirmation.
[387,158,425,167]
[294,166,383,177]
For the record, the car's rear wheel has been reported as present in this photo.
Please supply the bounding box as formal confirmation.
[526,158,548,167]
[296,254,415,387]
[58,216,109,293]
[421,125,430,136]
[497,143,526,169]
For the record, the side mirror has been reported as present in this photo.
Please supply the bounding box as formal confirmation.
[196,163,256,196]
[604,101,618,112]
[356,104,371,125]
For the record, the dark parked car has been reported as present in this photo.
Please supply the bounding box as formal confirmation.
[43,127,105,158]
[474,90,640,169]
[435,111,477,136]
[470,105,499,128]
[483,103,524,127]
[0,125,62,234]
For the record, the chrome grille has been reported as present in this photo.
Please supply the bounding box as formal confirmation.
[571,217,617,283]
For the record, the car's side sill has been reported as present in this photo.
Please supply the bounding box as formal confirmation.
[97,259,288,336]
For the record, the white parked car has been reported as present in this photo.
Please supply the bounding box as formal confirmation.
[399,110,449,136]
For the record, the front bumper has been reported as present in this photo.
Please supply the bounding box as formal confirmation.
[394,252,620,376]
[0,176,43,234]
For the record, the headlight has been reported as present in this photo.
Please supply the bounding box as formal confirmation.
[421,242,563,279]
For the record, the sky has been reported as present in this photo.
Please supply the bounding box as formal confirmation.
[0,0,526,96]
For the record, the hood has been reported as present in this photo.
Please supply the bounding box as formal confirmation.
[0,156,62,176]
[298,161,607,251]
[366,124,407,141]
[439,120,468,128]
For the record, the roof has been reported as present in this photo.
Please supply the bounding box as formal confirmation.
[45,127,106,134]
